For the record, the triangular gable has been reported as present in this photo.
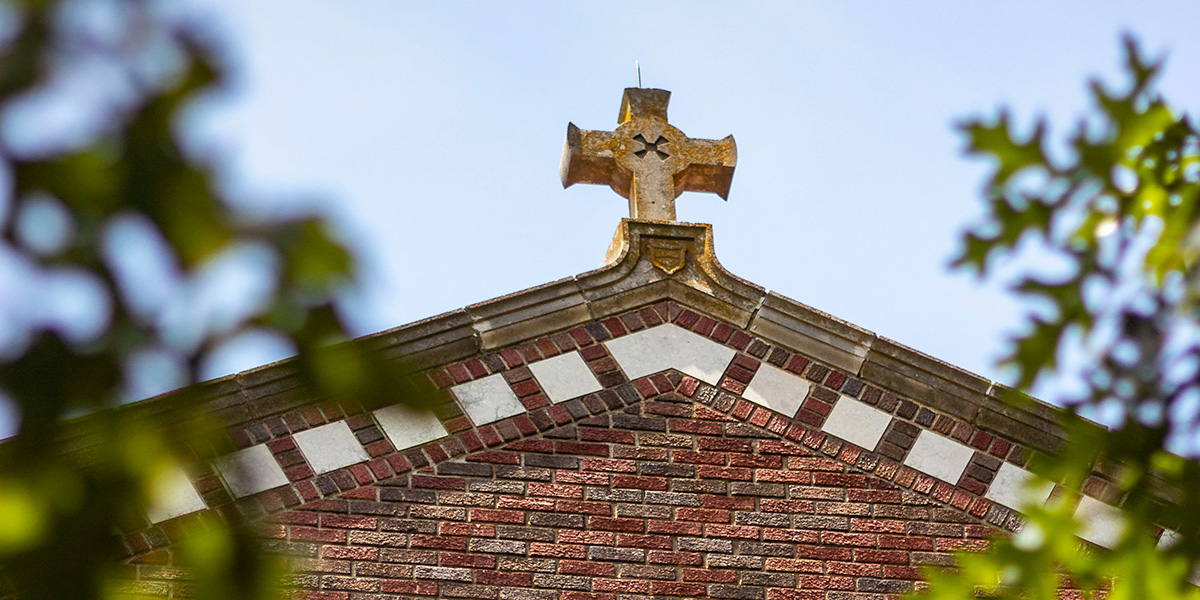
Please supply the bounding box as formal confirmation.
[118,220,1135,572]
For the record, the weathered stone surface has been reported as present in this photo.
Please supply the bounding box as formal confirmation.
[607,324,735,385]
[467,278,591,351]
[903,430,974,484]
[369,309,479,368]
[860,336,990,422]
[748,292,875,375]
[452,374,525,426]
[976,384,1070,453]
[375,403,448,451]
[821,396,891,451]
[213,444,288,498]
[292,420,369,474]
[145,465,206,524]
[1074,495,1125,549]
[578,221,766,328]
[562,87,736,222]
[986,462,1053,510]
[528,351,603,404]
[743,363,809,417]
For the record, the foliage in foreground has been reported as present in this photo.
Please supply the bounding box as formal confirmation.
[922,37,1200,599]
[0,2,425,599]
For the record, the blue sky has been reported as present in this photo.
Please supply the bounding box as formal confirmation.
[184,3,1200,399]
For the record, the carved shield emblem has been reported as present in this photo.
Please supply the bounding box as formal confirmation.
[648,242,686,275]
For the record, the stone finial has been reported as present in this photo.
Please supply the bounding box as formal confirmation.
[560,88,737,222]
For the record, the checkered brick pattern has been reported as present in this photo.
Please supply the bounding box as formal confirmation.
[118,302,1144,599]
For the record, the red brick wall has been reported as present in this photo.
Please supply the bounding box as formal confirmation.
[116,302,1045,599]
[264,385,996,600]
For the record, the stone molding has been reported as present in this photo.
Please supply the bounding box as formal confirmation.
[101,219,1069,460]
[50,219,1152,555]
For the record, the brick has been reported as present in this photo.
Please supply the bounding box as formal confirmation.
[588,517,644,532]
[739,571,797,587]
[706,555,765,569]
[558,530,615,545]
[594,579,650,593]
[532,574,592,591]
[678,537,734,553]
[765,558,825,573]
[650,582,706,596]
[529,542,585,558]
[710,585,764,600]
[470,508,525,523]
[498,557,556,572]
[617,533,672,549]
[632,549,697,566]
[413,566,473,582]
[381,580,438,595]
[500,588,557,600]
[677,507,731,523]
[441,553,496,568]
[740,542,795,557]
[559,560,615,577]
[587,546,646,562]
[683,568,736,583]
[440,522,495,537]
[767,590,825,600]
[475,571,533,587]
[529,513,585,528]
[467,539,526,554]
[496,524,555,542]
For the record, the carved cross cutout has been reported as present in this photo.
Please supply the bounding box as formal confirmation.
[560,88,737,222]
[634,134,670,160]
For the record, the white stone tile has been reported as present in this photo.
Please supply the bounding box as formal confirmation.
[903,430,975,484]
[528,352,602,403]
[605,324,736,385]
[821,396,892,451]
[742,363,810,417]
[214,444,289,498]
[293,421,370,474]
[1075,495,1126,549]
[985,462,1054,509]
[375,403,448,451]
[146,464,206,524]
[452,373,525,426]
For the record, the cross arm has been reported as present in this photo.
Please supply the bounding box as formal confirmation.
[560,123,632,198]
[673,135,737,200]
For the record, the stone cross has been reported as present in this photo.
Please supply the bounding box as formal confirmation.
[560,88,737,222]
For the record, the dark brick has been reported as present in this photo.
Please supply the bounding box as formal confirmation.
[678,537,734,553]
[588,546,646,562]
[856,578,915,593]
[533,574,592,591]
[438,462,493,477]
[497,525,557,542]
[710,585,764,600]
[915,408,936,427]
[740,572,797,587]
[524,454,580,469]
[739,542,795,557]
[730,482,787,498]
[645,491,700,506]
[379,488,437,504]
[618,564,677,580]
[639,463,696,477]
[496,466,553,481]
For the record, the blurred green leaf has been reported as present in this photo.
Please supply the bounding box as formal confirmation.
[935,34,1200,600]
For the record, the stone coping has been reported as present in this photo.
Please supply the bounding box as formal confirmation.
[78,219,1070,461]
[53,218,1174,557]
